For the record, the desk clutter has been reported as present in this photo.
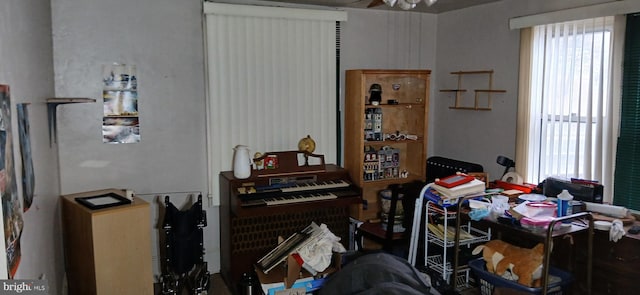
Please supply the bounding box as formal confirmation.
[425,174,487,207]
[466,191,634,242]
[415,172,636,239]
[423,172,636,241]
[406,169,639,294]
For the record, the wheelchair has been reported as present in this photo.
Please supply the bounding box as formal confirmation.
[159,194,210,295]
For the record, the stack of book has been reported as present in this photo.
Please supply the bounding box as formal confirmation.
[425,176,486,207]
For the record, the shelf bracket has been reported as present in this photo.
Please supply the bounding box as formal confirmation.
[47,98,96,146]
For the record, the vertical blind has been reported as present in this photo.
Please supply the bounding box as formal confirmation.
[525,16,616,194]
[614,13,640,211]
[203,3,347,205]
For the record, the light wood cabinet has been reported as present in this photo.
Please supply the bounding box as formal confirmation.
[345,69,430,221]
[61,189,153,295]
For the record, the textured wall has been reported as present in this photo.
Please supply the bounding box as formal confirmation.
[51,0,214,280]
[0,0,62,292]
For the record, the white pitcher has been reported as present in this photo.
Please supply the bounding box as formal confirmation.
[233,145,252,179]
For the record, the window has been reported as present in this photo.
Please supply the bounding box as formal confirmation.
[516,16,619,201]
[203,3,347,205]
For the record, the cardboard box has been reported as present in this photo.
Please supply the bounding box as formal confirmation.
[255,252,342,294]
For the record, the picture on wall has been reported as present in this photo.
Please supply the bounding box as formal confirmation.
[17,104,34,212]
[0,85,23,278]
[103,90,138,117]
[102,64,140,143]
[102,117,140,144]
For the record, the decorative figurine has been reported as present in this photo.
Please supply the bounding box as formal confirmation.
[368,83,382,105]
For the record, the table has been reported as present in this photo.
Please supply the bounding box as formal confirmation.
[408,185,594,294]
[61,189,154,295]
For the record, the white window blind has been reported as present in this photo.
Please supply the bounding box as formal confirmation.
[203,2,347,205]
[517,16,619,201]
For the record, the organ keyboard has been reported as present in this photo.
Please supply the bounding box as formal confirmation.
[262,192,337,206]
[239,180,355,207]
[280,180,350,192]
[235,173,358,208]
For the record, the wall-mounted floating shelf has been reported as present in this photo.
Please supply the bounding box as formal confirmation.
[440,70,505,110]
[47,97,96,145]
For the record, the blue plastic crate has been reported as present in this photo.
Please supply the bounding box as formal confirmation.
[468,258,572,295]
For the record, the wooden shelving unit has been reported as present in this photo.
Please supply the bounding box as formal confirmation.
[345,69,430,221]
[440,70,505,110]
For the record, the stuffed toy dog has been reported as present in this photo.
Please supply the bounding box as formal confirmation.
[472,240,546,287]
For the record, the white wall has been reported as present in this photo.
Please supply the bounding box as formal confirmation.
[51,0,214,282]
[0,0,62,291]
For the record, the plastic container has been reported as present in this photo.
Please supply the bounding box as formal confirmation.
[380,213,405,232]
[556,189,574,217]
[469,258,572,295]
[380,189,404,215]
[520,216,560,233]
[525,201,557,218]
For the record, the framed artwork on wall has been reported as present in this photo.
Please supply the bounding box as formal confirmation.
[102,64,140,144]
[0,85,23,278]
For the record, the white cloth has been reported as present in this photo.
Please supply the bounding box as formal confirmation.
[609,219,626,242]
[297,223,346,273]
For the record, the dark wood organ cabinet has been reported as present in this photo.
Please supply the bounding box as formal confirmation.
[218,163,361,292]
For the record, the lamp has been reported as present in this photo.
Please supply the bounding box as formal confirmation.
[384,0,437,10]
[496,155,515,177]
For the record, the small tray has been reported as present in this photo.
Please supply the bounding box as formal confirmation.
[76,192,131,210]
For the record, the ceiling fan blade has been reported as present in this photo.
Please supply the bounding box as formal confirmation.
[367,0,385,8]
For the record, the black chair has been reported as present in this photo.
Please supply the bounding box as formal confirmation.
[354,183,412,257]
[160,194,210,295]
